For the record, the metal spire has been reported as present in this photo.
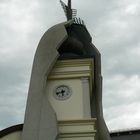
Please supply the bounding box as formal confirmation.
[67,0,72,20]
[60,0,77,21]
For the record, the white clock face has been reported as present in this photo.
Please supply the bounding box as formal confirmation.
[54,85,71,100]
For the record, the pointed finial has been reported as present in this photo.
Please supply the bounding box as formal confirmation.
[60,0,77,21]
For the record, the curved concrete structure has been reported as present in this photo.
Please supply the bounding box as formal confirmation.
[21,21,73,140]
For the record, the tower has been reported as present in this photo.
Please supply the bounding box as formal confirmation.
[20,1,111,140]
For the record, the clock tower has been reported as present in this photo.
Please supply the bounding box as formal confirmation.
[46,58,96,139]
[21,1,111,140]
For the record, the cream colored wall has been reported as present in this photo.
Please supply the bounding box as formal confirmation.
[58,119,96,139]
[46,59,94,121]
[0,131,21,140]
[46,79,85,120]
[81,77,91,118]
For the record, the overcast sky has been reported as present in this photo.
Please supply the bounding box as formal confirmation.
[0,0,140,131]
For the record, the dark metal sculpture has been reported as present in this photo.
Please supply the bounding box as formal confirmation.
[60,0,77,20]
[60,0,85,26]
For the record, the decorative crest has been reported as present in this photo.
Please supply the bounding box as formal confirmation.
[60,0,77,20]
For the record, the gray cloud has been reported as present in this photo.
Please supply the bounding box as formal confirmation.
[0,0,140,131]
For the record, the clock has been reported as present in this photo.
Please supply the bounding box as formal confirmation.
[54,85,71,100]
